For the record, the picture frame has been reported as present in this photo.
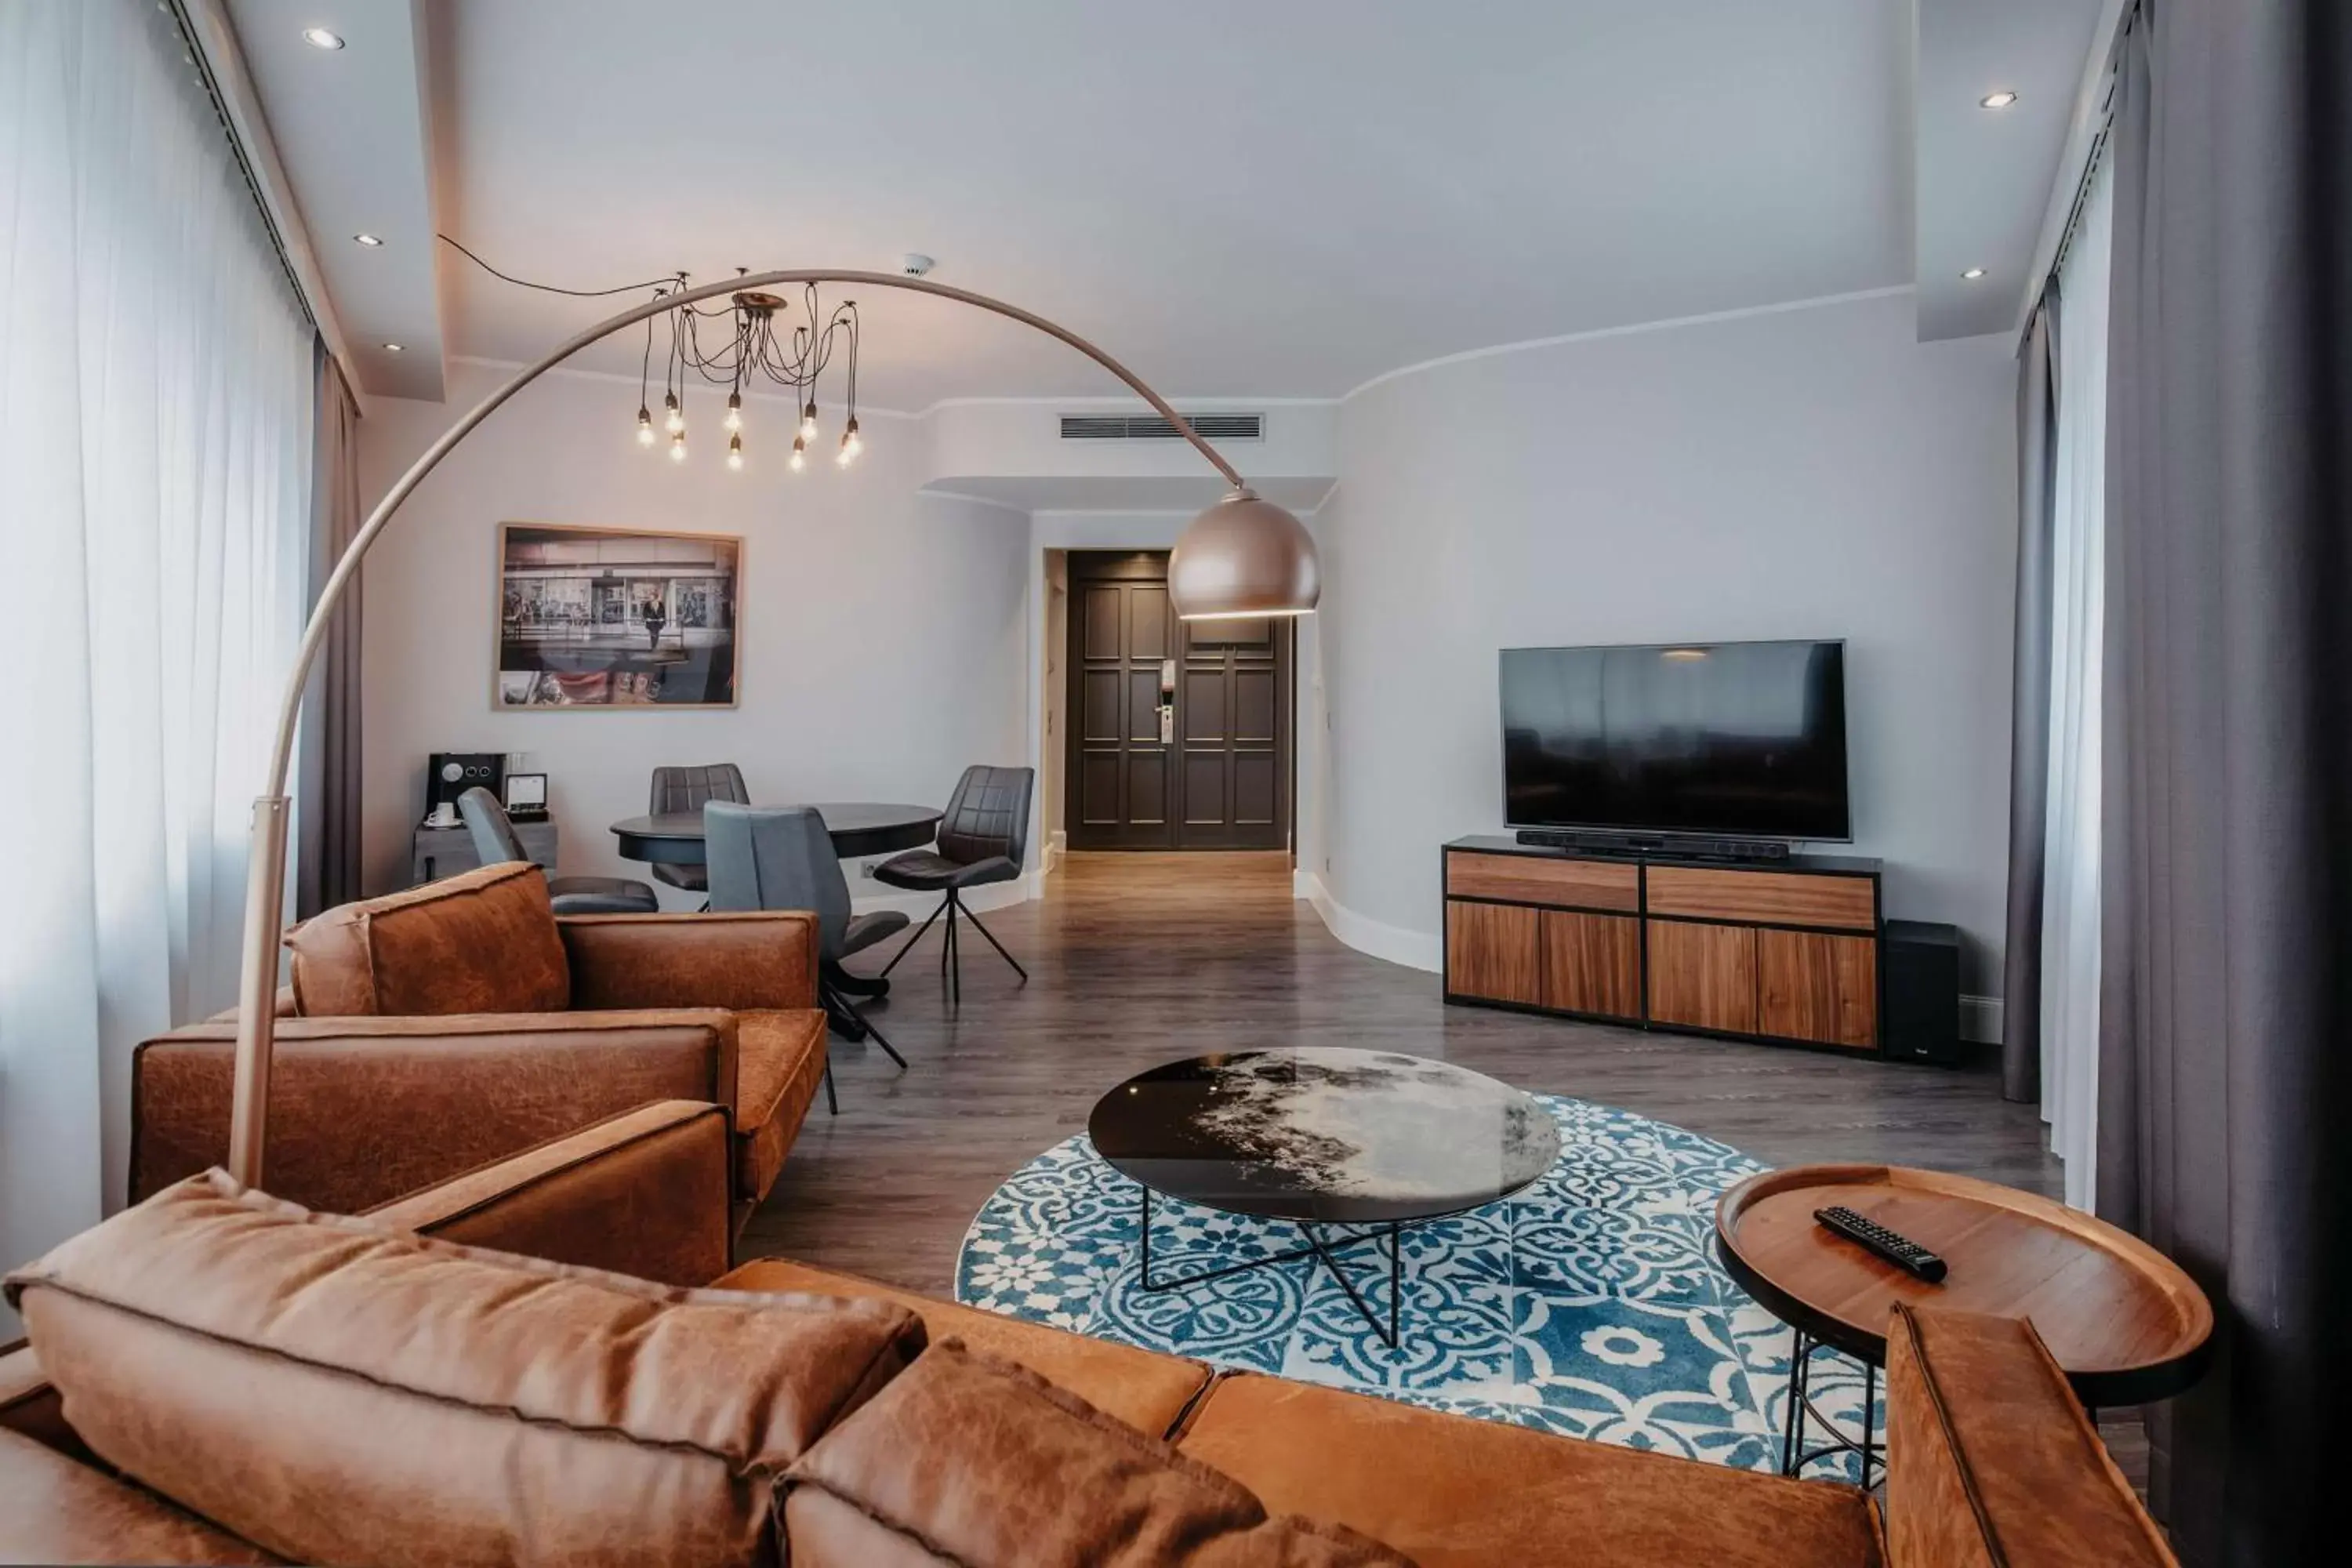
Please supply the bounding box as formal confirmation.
[495,521,742,709]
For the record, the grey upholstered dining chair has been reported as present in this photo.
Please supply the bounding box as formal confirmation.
[873,764,1034,1004]
[646,764,750,893]
[705,802,910,1105]
[456,786,658,914]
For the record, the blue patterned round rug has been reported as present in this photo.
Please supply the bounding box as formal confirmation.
[956,1094,1879,1479]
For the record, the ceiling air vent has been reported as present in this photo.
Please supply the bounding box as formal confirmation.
[1059,412,1264,442]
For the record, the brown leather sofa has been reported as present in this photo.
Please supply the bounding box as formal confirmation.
[2,1099,2177,1566]
[127,862,829,1229]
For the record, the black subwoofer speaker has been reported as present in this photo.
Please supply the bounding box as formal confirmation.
[1882,919,1962,1065]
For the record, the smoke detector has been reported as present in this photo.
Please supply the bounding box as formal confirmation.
[899,253,935,278]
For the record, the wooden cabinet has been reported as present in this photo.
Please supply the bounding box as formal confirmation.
[1445,901,1543,1007]
[1539,910,1641,1019]
[1646,921,1758,1034]
[1757,930,1878,1049]
[1442,838,1885,1054]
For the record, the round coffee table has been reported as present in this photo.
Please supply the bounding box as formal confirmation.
[1088,1047,1559,1349]
[1715,1163,2213,1480]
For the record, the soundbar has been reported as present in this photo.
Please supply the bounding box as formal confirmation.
[1512,828,1793,862]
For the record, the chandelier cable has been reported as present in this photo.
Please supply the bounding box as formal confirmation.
[436,236,877,470]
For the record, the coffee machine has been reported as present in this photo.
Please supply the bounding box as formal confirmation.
[422,753,506,826]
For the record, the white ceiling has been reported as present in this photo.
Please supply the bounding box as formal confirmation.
[222,1,2109,407]
[224,0,446,398]
[1913,0,2107,340]
[433,0,1915,407]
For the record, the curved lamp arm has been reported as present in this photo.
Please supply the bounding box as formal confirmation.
[226,269,1257,1185]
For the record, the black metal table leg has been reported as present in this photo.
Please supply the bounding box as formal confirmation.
[1388,1222,1400,1347]
[1782,1332,1884,1486]
[1781,1330,1810,1475]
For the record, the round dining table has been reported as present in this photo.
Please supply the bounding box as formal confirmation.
[609,801,943,866]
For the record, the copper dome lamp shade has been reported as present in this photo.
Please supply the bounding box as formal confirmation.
[220,268,1318,1186]
[1168,490,1320,620]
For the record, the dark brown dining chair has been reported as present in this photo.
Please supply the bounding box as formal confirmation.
[873,765,1033,1004]
[647,764,750,893]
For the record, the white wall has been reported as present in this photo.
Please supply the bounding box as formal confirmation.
[1314,292,2017,993]
[358,362,1031,904]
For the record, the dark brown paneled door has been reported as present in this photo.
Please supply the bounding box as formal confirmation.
[1175,614,1286,848]
[1066,551,1290,851]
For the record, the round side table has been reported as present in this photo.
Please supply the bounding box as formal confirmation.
[1715,1163,2212,1483]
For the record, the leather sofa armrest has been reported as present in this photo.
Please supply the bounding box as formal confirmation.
[560,911,821,1013]
[1883,1304,2176,1566]
[0,1345,91,1465]
[132,1012,739,1217]
[367,1100,734,1286]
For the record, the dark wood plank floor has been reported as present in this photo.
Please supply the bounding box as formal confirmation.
[744,851,2145,1480]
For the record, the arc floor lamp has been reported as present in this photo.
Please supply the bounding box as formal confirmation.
[224,268,1319,1186]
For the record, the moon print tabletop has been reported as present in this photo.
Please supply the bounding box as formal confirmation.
[963,1084,1886,1481]
[1087,1048,1563,1225]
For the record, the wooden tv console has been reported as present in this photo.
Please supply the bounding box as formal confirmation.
[1441,835,1885,1052]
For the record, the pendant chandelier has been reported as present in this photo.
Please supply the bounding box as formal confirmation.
[633,277,864,474]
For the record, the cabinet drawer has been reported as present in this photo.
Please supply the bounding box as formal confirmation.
[1644,866,1875,931]
[1646,920,1758,1034]
[1446,851,1639,911]
[1540,910,1641,1020]
[1758,930,1878,1048]
[1446,901,1544,1006]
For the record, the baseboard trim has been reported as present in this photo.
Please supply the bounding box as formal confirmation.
[1294,872,1443,973]
[1960,994,2002,1045]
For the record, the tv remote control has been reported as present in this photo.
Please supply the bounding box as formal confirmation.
[1813,1206,1947,1283]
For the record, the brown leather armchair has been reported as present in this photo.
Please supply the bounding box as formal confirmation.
[130,861,829,1232]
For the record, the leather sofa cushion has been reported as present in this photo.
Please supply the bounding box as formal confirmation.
[1884,1305,2175,1566]
[286,862,569,1017]
[0,1427,283,1566]
[782,1339,1409,1566]
[731,1011,830,1200]
[716,1258,1214,1439]
[1177,1372,1882,1568]
[5,1171,927,1568]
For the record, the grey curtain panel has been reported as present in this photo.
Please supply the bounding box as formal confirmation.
[1999,300,2057,1104]
[296,344,365,917]
[2095,2,2352,1564]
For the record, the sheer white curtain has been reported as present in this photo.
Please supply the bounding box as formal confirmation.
[2039,154,2113,1209]
[0,0,314,1305]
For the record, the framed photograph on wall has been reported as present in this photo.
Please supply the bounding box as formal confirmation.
[495,522,742,709]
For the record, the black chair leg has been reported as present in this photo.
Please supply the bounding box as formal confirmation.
[826,979,908,1070]
[958,897,1028,982]
[946,896,960,1006]
[822,1052,838,1116]
[878,895,947,978]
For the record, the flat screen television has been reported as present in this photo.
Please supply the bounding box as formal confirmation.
[1500,640,1850,841]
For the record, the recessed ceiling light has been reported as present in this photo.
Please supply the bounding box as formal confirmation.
[381,342,405,353]
[353,233,383,246]
[302,27,345,50]
[1979,90,2018,109]
[1962,267,1988,281]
